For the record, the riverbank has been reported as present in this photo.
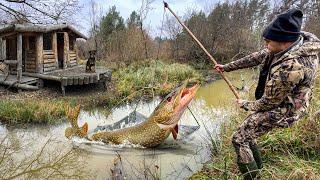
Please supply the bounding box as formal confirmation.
[0,59,205,125]
[190,71,320,179]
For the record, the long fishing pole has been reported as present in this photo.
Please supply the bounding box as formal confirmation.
[187,106,200,126]
[163,1,240,100]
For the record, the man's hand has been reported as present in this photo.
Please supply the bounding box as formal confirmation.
[236,99,244,106]
[236,99,249,111]
[214,64,224,72]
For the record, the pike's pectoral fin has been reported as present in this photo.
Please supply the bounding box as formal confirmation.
[157,123,179,140]
[171,125,179,140]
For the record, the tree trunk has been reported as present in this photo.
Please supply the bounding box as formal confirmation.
[140,22,148,59]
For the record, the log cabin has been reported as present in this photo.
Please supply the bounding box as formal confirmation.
[0,24,111,95]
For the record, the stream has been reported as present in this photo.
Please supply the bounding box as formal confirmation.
[0,70,254,179]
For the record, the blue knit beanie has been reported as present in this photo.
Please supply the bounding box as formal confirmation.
[263,8,303,42]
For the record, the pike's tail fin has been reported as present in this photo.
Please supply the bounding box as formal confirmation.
[65,104,88,139]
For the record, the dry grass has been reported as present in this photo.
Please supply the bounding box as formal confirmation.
[0,99,67,125]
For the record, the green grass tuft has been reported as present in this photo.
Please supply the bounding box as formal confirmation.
[0,99,66,125]
[113,59,202,98]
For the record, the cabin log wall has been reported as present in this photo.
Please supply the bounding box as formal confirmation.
[25,50,36,73]
[24,35,36,73]
[69,36,77,67]
[43,50,57,72]
[69,50,77,67]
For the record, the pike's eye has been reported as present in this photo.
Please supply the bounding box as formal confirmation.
[167,97,172,102]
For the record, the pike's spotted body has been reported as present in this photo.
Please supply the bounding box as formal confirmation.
[65,81,199,148]
[92,119,170,147]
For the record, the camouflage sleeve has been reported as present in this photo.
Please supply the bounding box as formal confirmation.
[224,49,269,72]
[242,59,304,112]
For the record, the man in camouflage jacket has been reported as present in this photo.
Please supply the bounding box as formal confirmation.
[215,9,320,179]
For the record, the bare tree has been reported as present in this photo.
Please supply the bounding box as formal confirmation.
[304,0,320,36]
[163,16,182,59]
[0,0,82,24]
[139,0,155,59]
[87,0,103,59]
[88,0,100,42]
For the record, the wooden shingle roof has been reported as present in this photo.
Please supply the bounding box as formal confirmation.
[0,24,87,39]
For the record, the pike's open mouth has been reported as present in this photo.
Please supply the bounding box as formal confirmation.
[179,84,199,106]
[157,83,200,137]
[182,84,199,100]
[166,83,200,103]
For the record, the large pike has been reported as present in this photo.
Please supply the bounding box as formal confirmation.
[65,81,199,148]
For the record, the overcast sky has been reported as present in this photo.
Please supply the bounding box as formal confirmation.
[77,0,219,37]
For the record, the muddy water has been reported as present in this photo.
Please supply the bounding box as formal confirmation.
[0,70,255,179]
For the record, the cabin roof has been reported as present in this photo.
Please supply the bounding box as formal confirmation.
[0,24,87,39]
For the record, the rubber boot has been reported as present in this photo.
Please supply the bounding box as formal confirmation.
[250,144,263,169]
[237,160,259,180]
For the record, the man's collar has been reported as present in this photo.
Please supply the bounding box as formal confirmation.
[274,37,301,58]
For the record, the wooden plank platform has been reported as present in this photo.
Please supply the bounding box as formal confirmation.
[0,74,39,90]
[0,74,38,85]
[22,65,112,96]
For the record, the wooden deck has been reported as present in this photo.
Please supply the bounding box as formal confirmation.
[0,65,111,95]
[22,65,112,95]
[0,74,39,90]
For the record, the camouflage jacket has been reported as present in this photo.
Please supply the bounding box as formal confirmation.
[224,32,320,115]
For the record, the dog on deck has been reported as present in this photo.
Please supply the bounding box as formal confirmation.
[86,50,97,73]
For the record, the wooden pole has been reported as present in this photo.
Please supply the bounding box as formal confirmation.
[1,38,5,60]
[63,32,69,69]
[163,2,240,99]
[0,80,39,90]
[52,32,58,68]
[75,38,78,65]
[17,33,22,83]
[36,34,43,73]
